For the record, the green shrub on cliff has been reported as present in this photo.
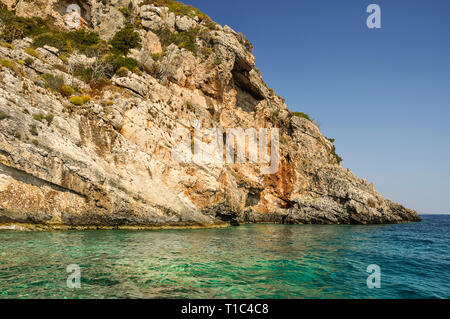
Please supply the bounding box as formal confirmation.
[293,112,312,122]
[0,7,50,43]
[32,30,101,54]
[1,7,101,54]
[0,58,19,74]
[151,53,163,61]
[41,73,64,91]
[119,7,132,18]
[64,30,100,52]
[70,95,91,106]
[32,113,45,122]
[29,124,38,136]
[0,40,14,49]
[24,47,40,58]
[60,85,75,97]
[0,111,7,120]
[172,27,200,53]
[33,32,67,51]
[59,54,68,63]
[73,65,94,82]
[106,54,139,74]
[155,26,200,54]
[143,0,213,25]
[331,145,343,165]
[82,95,92,104]
[110,26,141,56]
[154,27,173,47]
[1,24,24,43]
[70,96,84,106]
[24,57,34,66]
[116,67,129,77]
[45,114,54,126]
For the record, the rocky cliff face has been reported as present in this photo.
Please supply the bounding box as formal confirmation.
[0,0,420,230]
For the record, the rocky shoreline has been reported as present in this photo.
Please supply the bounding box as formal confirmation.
[0,0,421,230]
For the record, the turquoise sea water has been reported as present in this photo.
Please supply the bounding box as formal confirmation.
[0,215,449,299]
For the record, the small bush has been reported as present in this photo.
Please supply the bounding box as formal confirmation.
[32,32,66,51]
[0,58,12,68]
[53,64,68,73]
[119,7,132,18]
[154,27,173,47]
[33,113,45,122]
[145,0,213,24]
[156,27,200,54]
[1,23,24,43]
[32,139,39,146]
[24,57,34,66]
[331,145,343,165]
[41,73,64,91]
[60,85,75,97]
[201,18,217,30]
[69,96,84,106]
[89,79,109,96]
[0,8,51,42]
[0,41,14,49]
[59,54,68,63]
[293,112,312,122]
[29,124,38,136]
[65,30,100,49]
[83,41,110,58]
[106,54,139,74]
[81,95,91,104]
[45,114,54,126]
[132,66,142,76]
[73,65,94,82]
[69,96,83,106]
[70,95,91,106]
[0,58,19,74]
[151,52,162,61]
[31,29,101,55]
[110,26,141,56]
[101,100,114,106]
[65,30,102,55]
[144,63,161,78]
[116,66,129,77]
[24,47,40,58]
[237,32,253,53]
[175,29,200,53]
[0,111,7,120]
[73,57,112,83]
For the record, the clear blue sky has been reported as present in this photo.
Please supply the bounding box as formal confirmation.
[183,0,450,214]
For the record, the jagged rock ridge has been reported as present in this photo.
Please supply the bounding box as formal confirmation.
[0,0,420,229]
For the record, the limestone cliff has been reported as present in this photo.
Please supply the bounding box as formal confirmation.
[0,0,420,230]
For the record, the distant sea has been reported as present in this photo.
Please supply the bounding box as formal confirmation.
[0,215,448,299]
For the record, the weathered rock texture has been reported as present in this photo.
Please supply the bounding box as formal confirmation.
[0,0,420,229]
